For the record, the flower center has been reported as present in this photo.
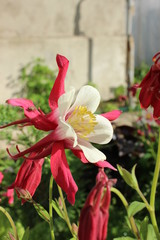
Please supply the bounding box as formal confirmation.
[67,106,97,140]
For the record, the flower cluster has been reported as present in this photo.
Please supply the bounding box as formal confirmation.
[0,54,121,205]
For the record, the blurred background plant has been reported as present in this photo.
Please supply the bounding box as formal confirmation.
[0,59,158,239]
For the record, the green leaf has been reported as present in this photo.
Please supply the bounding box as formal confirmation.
[52,200,64,219]
[140,217,149,240]
[131,165,138,186]
[147,224,157,240]
[113,237,136,240]
[21,227,30,240]
[33,203,50,223]
[125,216,131,230]
[117,165,138,190]
[128,201,146,217]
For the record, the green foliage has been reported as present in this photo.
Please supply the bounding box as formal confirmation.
[29,222,50,240]
[134,63,150,84]
[113,85,126,99]
[0,105,19,126]
[113,237,136,240]
[0,211,11,238]
[18,58,56,113]
[21,227,30,240]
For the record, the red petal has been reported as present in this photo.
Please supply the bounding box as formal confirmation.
[94,161,117,171]
[7,98,57,131]
[50,141,78,205]
[72,149,116,170]
[152,96,160,118]
[9,153,44,202]
[7,98,35,108]
[23,159,44,197]
[139,85,153,109]
[7,132,55,160]
[71,149,88,163]
[0,118,29,129]
[139,68,152,88]
[7,98,40,119]
[25,143,53,160]
[101,110,122,121]
[49,55,69,110]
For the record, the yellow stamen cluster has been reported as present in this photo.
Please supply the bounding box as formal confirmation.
[67,106,97,140]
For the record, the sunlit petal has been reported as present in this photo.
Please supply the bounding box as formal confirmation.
[78,140,106,163]
[69,85,100,113]
[58,87,75,117]
[88,115,113,144]
[53,117,78,147]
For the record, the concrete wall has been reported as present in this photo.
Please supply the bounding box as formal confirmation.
[0,0,129,103]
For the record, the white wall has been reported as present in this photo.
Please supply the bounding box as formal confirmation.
[0,0,128,103]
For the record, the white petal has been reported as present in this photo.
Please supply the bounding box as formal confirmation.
[78,139,106,163]
[88,115,113,144]
[69,85,100,113]
[58,88,75,118]
[53,117,78,147]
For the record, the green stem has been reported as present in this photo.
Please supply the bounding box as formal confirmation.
[111,187,140,240]
[149,128,160,239]
[150,141,157,161]
[49,175,55,240]
[57,186,73,235]
[0,206,19,240]
[136,187,151,211]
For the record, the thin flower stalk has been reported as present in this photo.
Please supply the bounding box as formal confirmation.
[149,128,160,239]
[49,175,55,240]
[111,187,140,240]
[57,186,73,236]
[0,206,19,240]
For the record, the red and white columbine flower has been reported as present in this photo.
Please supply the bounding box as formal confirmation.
[0,54,121,204]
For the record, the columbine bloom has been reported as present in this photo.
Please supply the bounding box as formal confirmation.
[78,169,116,240]
[0,54,121,204]
[136,51,160,118]
[9,153,44,203]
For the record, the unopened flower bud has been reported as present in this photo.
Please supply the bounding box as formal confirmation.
[58,197,63,210]
[15,188,32,202]
[72,223,78,235]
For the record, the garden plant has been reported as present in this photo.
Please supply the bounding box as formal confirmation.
[0,52,160,240]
